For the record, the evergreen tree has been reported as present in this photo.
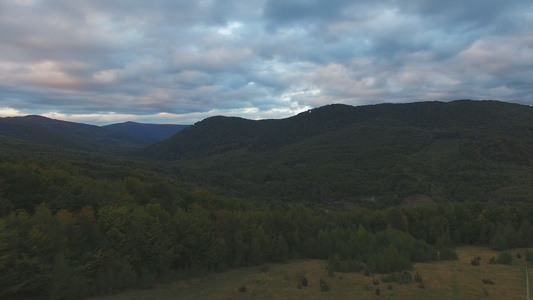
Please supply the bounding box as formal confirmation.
[250,237,263,265]
[435,234,454,250]
[452,228,462,245]
[49,253,87,300]
[368,250,390,273]
[233,231,247,267]
[386,208,407,231]
[518,219,533,247]
[274,234,289,262]
[490,224,518,250]
[490,228,509,251]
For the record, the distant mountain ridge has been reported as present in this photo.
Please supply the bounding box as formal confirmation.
[142,100,533,160]
[103,122,188,143]
[1,100,532,204]
[135,99,533,204]
[0,115,188,153]
[2,100,532,160]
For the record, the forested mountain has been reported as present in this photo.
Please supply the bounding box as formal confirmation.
[141,100,533,204]
[0,115,152,153]
[143,100,533,160]
[2,100,533,300]
[103,122,188,143]
[0,116,190,154]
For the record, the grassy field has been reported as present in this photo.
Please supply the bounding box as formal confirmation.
[88,247,532,300]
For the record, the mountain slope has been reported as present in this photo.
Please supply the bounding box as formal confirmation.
[103,122,188,143]
[141,100,533,204]
[0,115,152,153]
[2,100,532,205]
[143,100,533,160]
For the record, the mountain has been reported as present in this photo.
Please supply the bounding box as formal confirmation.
[142,100,533,160]
[103,122,188,143]
[0,115,153,153]
[140,100,533,204]
[2,100,532,205]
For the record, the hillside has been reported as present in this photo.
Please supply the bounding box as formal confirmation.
[141,100,533,205]
[0,115,152,153]
[0,116,190,154]
[143,100,533,160]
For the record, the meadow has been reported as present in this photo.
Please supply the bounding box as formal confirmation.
[88,247,532,300]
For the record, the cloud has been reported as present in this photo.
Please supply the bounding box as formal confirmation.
[0,0,532,125]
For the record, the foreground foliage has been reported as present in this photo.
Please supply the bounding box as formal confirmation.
[2,196,533,299]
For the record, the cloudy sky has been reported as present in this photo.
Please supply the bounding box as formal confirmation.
[1,0,532,125]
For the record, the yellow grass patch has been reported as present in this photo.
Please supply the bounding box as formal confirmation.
[89,247,532,300]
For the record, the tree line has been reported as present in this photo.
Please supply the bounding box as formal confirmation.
[1,197,532,299]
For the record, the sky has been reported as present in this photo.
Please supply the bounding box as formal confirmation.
[1,0,532,125]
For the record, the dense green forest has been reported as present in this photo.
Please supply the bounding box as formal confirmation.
[1,100,533,299]
[142,100,533,204]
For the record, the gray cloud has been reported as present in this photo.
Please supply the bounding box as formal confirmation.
[0,0,532,125]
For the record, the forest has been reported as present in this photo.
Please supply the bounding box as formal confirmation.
[1,100,533,299]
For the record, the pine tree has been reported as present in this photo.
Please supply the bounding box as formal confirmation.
[491,225,510,250]
[518,219,533,247]
[250,237,263,265]
[49,253,87,300]
[233,231,247,267]
[274,234,289,262]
